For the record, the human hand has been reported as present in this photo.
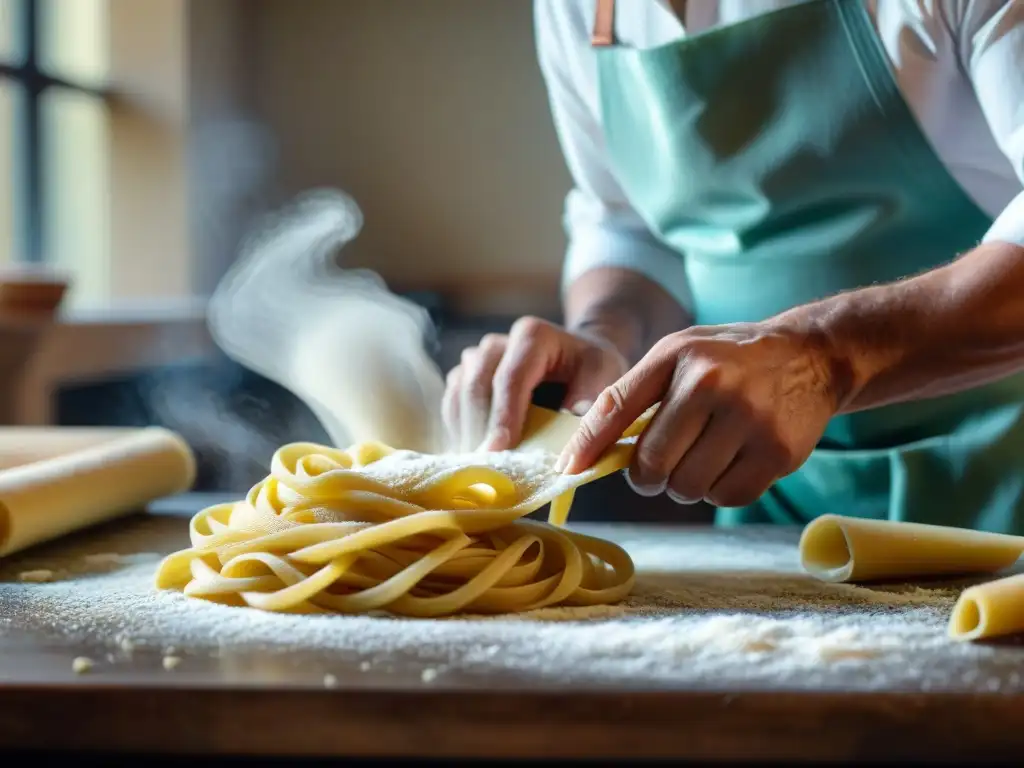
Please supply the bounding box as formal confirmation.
[557,322,842,507]
[442,316,630,453]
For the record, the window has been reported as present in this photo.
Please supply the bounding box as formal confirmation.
[0,0,111,304]
[0,0,213,427]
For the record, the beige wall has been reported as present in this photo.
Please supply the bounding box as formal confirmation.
[107,0,191,301]
[187,0,275,296]
[246,0,572,314]
[17,0,575,313]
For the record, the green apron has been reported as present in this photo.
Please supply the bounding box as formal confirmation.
[593,0,1024,533]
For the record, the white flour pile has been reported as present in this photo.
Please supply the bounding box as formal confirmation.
[2,515,1023,692]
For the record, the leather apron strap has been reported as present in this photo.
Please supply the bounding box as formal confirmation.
[592,0,616,46]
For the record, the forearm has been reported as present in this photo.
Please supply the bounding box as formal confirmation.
[773,241,1024,413]
[564,267,690,364]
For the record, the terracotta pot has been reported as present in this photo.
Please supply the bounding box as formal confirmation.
[0,268,70,319]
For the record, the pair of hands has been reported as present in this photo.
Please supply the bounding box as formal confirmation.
[443,316,841,508]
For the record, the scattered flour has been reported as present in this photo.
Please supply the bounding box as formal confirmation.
[2,517,1023,692]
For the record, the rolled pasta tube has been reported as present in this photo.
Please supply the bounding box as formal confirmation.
[0,427,196,557]
[799,514,1023,583]
[948,572,1024,641]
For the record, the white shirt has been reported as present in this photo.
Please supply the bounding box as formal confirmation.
[535,0,1024,311]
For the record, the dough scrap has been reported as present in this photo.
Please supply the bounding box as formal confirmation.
[18,569,54,583]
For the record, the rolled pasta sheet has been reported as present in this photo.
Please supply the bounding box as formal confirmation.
[949,573,1024,641]
[155,410,648,618]
[799,514,1023,583]
[0,427,196,557]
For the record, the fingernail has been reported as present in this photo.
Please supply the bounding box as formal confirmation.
[624,469,666,497]
[570,400,593,417]
[555,451,573,473]
[666,488,701,505]
[483,427,511,452]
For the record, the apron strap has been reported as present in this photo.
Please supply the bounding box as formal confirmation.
[591,0,689,48]
[591,0,616,47]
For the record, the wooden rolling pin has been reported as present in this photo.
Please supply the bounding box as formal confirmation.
[0,427,195,557]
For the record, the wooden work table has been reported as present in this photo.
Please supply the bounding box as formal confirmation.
[1,493,1024,763]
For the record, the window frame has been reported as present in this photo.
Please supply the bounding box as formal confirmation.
[0,0,109,264]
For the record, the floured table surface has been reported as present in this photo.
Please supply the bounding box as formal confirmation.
[2,493,1024,761]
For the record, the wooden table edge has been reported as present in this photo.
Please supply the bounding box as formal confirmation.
[1,686,1023,760]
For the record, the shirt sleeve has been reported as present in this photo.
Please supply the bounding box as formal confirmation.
[533,0,694,312]
[954,0,1024,247]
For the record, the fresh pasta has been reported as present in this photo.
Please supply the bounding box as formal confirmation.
[948,573,1024,641]
[155,419,647,618]
[798,514,1023,584]
[798,514,1024,642]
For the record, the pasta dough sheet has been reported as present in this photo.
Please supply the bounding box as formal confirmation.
[154,407,653,617]
[0,427,196,557]
[798,513,1024,642]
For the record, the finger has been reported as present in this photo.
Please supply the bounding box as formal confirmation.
[458,347,486,453]
[562,387,596,418]
[626,366,714,495]
[666,408,746,504]
[441,366,463,451]
[459,336,506,453]
[487,319,559,451]
[559,344,676,474]
[704,449,782,509]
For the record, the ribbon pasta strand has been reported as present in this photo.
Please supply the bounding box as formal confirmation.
[155,435,641,618]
